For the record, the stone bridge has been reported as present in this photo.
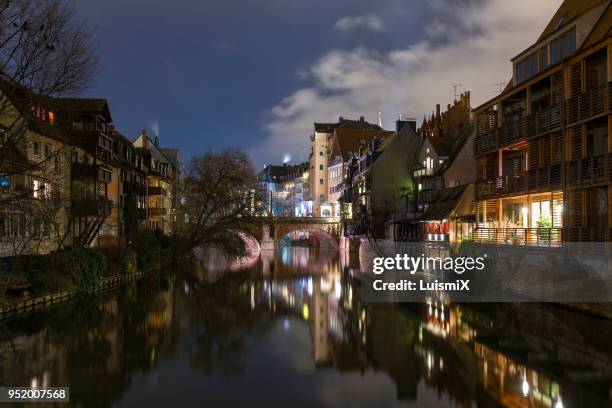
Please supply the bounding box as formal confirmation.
[241,217,341,251]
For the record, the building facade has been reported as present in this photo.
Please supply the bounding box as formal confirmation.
[473,0,611,245]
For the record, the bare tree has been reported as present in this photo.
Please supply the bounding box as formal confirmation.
[0,0,99,256]
[179,149,260,256]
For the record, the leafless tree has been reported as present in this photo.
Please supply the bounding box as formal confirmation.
[179,149,260,256]
[0,0,99,255]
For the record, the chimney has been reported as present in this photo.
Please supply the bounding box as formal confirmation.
[140,129,148,147]
[397,118,417,133]
[154,136,159,146]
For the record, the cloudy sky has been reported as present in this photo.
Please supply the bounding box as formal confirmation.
[74,0,561,167]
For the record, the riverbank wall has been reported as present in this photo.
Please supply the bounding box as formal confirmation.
[0,271,144,321]
[342,237,612,320]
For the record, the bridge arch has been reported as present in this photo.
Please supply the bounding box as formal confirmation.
[278,228,339,249]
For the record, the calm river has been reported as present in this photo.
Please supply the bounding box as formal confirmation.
[1,247,612,407]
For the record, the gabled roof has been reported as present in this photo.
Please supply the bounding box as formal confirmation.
[427,135,453,157]
[332,128,394,162]
[536,0,604,42]
[50,98,112,122]
[434,124,475,176]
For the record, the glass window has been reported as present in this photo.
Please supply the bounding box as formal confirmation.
[319,179,323,185]
[516,62,523,84]
[560,34,568,59]
[551,39,559,64]
[33,141,40,157]
[568,27,576,55]
[540,46,549,70]
[319,164,323,170]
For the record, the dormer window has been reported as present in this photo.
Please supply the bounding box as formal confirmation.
[553,14,566,32]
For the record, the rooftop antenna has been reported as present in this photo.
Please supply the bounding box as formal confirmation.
[451,83,462,100]
[493,82,505,94]
[378,106,383,127]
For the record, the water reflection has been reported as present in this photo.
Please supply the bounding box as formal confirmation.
[0,249,611,407]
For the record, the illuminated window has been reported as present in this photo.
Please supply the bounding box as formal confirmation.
[48,111,55,125]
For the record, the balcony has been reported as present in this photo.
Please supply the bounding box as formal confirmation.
[566,153,612,188]
[72,197,112,217]
[475,165,562,200]
[500,104,561,147]
[475,173,527,200]
[72,162,112,183]
[474,227,563,246]
[565,227,612,242]
[526,164,562,192]
[149,207,168,216]
[148,186,168,196]
[566,82,611,125]
[475,128,498,156]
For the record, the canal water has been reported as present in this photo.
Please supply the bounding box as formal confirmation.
[1,247,612,407]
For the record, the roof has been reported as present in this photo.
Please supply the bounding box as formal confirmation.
[427,135,454,157]
[536,0,604,42]
[50,98,112,122]
[581,1,612,49]
[419,185,469,221]
[434,124,475,176]
[332,128,394,162]
[475,0,610,112]
[314,117,382,134]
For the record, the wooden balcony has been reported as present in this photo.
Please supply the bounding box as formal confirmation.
[72,197,112,217]
[474,227,563,246]
[475,227,612,244]
[565,227,612,242]
[474,128,498,156]
[72,162,112,183]
[566,82,611,125]
[500,104,561,147]
[148,186,168,196]
[148,207,168,216]
[475,165,562,200]
[566,153,612,188]
[475,173,527,200]
[527,164,562,192]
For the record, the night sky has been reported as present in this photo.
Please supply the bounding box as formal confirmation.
[73,0,560,167]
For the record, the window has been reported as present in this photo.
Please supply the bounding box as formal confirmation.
[551,39,559,64]
[33,141,40,157]
[319,164,323,170]
[48,111,55,126]
[319,151,323,156]
[319,178,323,185]
[44,144,50,158]
[54,156,60,173]
[540,45,549,70]
[568,27,576,55]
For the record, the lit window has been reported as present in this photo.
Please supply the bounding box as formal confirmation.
[33,141,40,157]
[48,111,55,125]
